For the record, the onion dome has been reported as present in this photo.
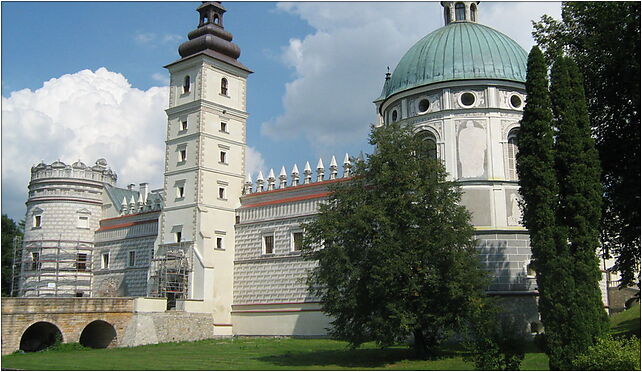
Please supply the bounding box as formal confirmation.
[172,2,251,72]
[378,2,526,102]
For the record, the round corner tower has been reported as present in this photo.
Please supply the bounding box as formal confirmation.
[19,159,117,297]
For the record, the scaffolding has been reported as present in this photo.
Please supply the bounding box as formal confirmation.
[148,242,193,309]
[13,234,94,297]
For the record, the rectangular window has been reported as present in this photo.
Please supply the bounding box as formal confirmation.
[101,253,110,269]
[292,231,304,252]
[220,122,227,133]
[175,231,182,243]
[33,215,42,228]
[180,120,188,131]
[179,149,187,162]
[218,187,226,200]
[31,252,41,270]
[263,234,274,255]
[128,251,136,267]
[76,253,87,271]
[216,237,223,249]
[219,151,227,164]
[176,186,185,199]
[77,216,89,229]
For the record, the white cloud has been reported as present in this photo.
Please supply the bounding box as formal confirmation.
[152,72,170,85]
[134,32,183,46]
[1,68,168,220]
[263,2,561,153]
[245,146,266,178]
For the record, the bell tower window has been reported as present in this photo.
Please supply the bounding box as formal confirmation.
[221,78,228,96]
[183,75,191,94]
[455,3,466,21]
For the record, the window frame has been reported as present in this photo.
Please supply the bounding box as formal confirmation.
[291,230,304,252]
[219,151,227,164]
[101,252,110,269]
[128,251,136,268]
[31,252,41,271]
[76,253,87,271]
[183,75,191,94]
[221,77,228,96]
[180,120,188,132]
[77,215,89,229]
[216,237,224,250]
[262,232,275,255]
[505,129,519,181]
[33,214,42,228]
[220,122,228,133]
[455,2,466,21]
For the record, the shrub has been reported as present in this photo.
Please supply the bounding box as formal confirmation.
[572,335,640,370]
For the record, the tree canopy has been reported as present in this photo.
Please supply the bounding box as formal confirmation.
[302,122,488,359]
[2,214,23,296]
[533,2,641,287]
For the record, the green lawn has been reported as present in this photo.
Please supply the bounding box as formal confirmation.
[610,303,641,338]
[1,337,549,370]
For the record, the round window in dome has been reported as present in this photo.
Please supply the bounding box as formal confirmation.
[417,98,430,113]
[510,94,523,109]
[392,110,398,122]
[460,92,476,107]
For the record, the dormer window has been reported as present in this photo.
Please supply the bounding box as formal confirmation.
[183,75,191,94]
[221,78,228,96]
[455,3,465,21]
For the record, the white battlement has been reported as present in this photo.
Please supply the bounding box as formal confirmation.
[30,158,117,186]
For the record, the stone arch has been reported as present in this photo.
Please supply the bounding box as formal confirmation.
[19,321,63,352]
[79,319,117,349]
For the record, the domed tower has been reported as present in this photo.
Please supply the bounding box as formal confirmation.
[154,2,250,329]
[19,159,117,297]
[374,2,537,331]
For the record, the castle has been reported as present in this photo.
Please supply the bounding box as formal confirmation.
[14,1,609,340]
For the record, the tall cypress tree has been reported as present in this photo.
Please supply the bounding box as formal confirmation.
[550,56,609,366]
[517,47,574,370]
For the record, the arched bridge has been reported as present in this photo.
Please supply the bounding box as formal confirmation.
[1,297,136,354]
[1,297,221,355]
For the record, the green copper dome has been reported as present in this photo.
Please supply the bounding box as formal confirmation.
[380,22,527,100]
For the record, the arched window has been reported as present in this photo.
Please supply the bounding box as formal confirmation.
[183,75,191,94]
[455,3,466,21]
[221,78,228,95]
[418,131,438,160]
[470,3,477,22]
[444,6,451,24]
[505,129,519,180]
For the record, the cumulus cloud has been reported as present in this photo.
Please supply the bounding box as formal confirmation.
[1,68,168,220]
[245,146,266,177]
[262,2,560,153]
[152,72,170,85]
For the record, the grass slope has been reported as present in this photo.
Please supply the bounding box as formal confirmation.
[1,338,549,370]
[610,303,641,338]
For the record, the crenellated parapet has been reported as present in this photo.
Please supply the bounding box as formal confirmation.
[243,153,360,195]
[31,158,117,186]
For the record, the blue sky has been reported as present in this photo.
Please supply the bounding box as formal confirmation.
[1,1,561,221]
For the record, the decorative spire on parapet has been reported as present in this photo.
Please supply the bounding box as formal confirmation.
[267,169,276,191]
[304,162,312,184]
[118,183,163,216]
[343,153,352,178]
[329,156,338,180]
[244,173,253,195]
[121,197,128,214]
[316,158,325,182]
[278,166,287,189]
[291,164,300,187]
[244,154,356,195]
[129,195,137,215]
[257,171,265,192]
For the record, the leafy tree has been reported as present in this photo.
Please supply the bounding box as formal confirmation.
[302,122,488,359]
[2,214,23,296]
[549,55,609,366]
[463,298,526,371]
[533,2,641,287]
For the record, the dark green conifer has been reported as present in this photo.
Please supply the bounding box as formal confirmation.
[550,56,609,366]
[517,47,573,370]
